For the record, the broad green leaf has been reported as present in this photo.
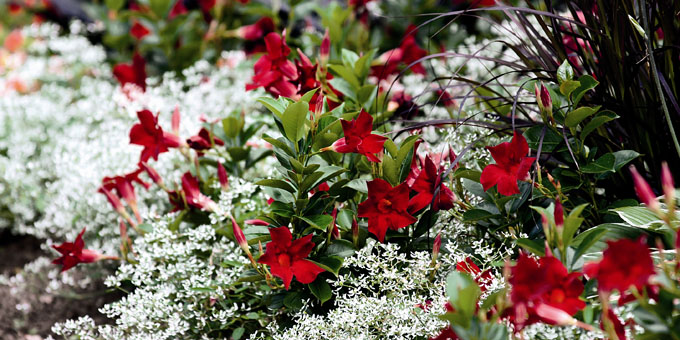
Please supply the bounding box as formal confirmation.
[312,256,343,276]
[299,214,334,231]
[556,59,574,84]
[516,238,545,256]
[462,209,496,222]
[232,328,245,340]
[328,78,357,101]
[282,101,309,142]
[309,279,332,304]
[346,179,368,193]
[565,106,601,127]
[106,0,125,11]
[580,150,639,174]
[559,80,581,97]
[258,97,285,118]
[149,0,171,17]
[614,206,663,228]
[572,75,599,106]
[222,117,243,139]
[341,49,360,68]
[570,227,608,269]
[581,110,619,140]
[524,125,562,152]
[326,239,355,257]
[256,179,297,193]
[329,64,360,90]
[300,88,318,103]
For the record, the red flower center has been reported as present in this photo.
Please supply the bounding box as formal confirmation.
[549,289,566,304]
[277,253,291,267]
[378,199,393,213]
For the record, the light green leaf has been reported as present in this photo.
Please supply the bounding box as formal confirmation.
[281,101,309,142]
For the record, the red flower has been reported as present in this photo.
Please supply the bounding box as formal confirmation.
[113,52,147,91]
[330,110,387,162]
[358,179,417,242]
[217,163,229,190]
[480,131,535,196]
[601,308,627,340]
[246,32,298,98]
[456,258,493,292]
[389,91,422,120]
[372,25,428,79]
[237,17,275,55]
[168,0,188,19]
[507,253,585,331]
[52,228,103,272]
[583,237,655,294]
[408,154,455,213]
[101,169,150,222]
[186,128,224,155]
[130,21,150,40]
[257,226,325,289]
[181,172,217,211]
[129,109,183,162]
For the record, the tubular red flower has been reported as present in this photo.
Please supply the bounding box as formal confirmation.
[237,17,275,55]
[358,179,417,242]
[600,308,627,340]
[507,253,585,331]
[168,0,188,19]
[456,257,493,292]
[257,226,325,289]
[130,109,182,162]
[372,25,427,79]
[231,215,248,251]
[661,162,675,205]
[217,162,229,190]
[130,21,150,40]
[181,172,217,211]
[535,82,552,115]
[629,165,659,211]
[246,32,298,98]
[52,228,103,272]
[583,237,655,294]
[330,110,387,162]
[480,131,536,196]
[408,154,455,213]
[139,162,163,186]
[554,197,564,228]
[113,52,147,91]
[186,127,224,155]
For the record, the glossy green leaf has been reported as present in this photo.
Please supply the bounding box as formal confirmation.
[281,101,309,142]
[565,106,601,127]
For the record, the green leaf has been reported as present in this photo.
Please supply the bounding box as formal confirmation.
[300,88,318,103]
[462,209,496,222]
[105,0,125,11]
[222,117,242,139]
[281,101,309,142]
[256,179,297,193]
[346,179,368,193]
[454,168,481,182]
[329,78,357,101]
[614,206,664,228]
[309,279,332,304]
[580,110,619,140]
[628,15,647,38]
[580,150,639,174]
[258,97,285,118]
[559,80,581,97]
[446,272,480,319]
[571,227,608,268]
[149,0,171,17]
[341,49,360,68]
[556,59,574,84]
[524,125,562,152]
[571,75,599,106]
[299,214,334,231]
[283,291,303,309]
[138,223,153,233]
[326,239,355,257]
[329,64,360,90]
[232,328,245,340]
[516,238,545,256]
[565,106,601,127]
[311,256,343,276]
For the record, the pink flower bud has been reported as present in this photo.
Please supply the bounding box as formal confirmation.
[98,186,125,213]
[535,303,576,326]
[432,233,441,261]
[231,215,248,251]
[661,162,675,205]
[320,29,330,65]
[172,106,181,134]
[217,163,229,191]
[140,162,163,186]
[535,82,552,115]
[554,197,564,229]
[244,219,269,226]
[630,165,659,211]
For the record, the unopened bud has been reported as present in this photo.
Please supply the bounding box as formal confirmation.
[231,215,248,251]
[140,162,164,187]
[244,219,269,226]
[432,233,441,261]
[99,187,125,214]
[661,162,675,207]
[172,106,181,134]
[320,29,330,66]
[535,82,553,115]
[217,163,229,191]
[630,165,659,212]
[535,304,576,326]
[554,197,564,229]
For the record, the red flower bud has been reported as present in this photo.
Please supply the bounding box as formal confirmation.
[244,219,269,226]
[432,233,441,261]
[535,304,576,326]
[320,29,330,65]
[98,186,125,213]
[171,106,181,134]
[330,205,340,239]
[535,82,552,115]
[554,197,564,229]
[130,21,150,40]
[217,163,229,191]
[661,162,675,206]
[231,215,248,252]
[630,165,659,211]
[140,162,163,187]
[351,217,359,246]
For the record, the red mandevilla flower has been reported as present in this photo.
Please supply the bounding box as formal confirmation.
[630,165,659,211]
[507,253,585,331]
[101,169,150,222]
[329,110,387,162]
[130,21,150,40]
[130,109,183,162]
[357,179,417,242]
[237,17,275,55]
[52,228,104,272]
[257,226,325,289]
[480,131,536,196]
[186,127,224,155]
[583,237,655,294]
[372,25,428,79]
[408,154,455,213]
[168,0,188,19]
[456,257,493,292]
[181,171,217,211]
[113,52,147,91]
[245,32,298,98]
